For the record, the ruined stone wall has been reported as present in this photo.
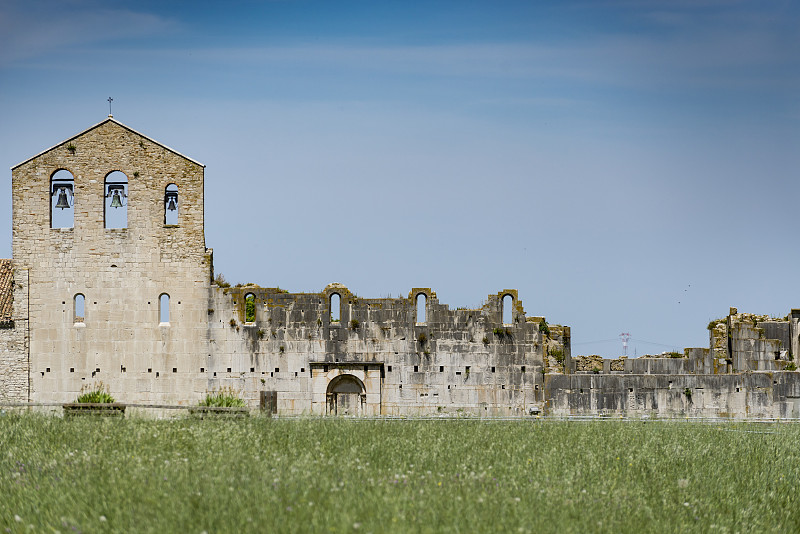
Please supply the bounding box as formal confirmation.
[546,372,800,418]
[11,119,211,405]
[206,285,557,415]
[0,269,28,403]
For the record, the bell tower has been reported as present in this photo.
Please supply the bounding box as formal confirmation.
[11,117,213,404]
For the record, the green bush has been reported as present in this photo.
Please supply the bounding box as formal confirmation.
[245,296,256,322]
[198,388,246,408]
[539,319,550,337]
[76,384,115,404]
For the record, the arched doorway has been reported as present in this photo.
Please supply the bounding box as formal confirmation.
[326,374,366,415]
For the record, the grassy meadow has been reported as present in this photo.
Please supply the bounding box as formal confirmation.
[1,415,799,533]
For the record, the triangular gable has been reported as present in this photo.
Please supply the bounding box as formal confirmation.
[11,116,205,169]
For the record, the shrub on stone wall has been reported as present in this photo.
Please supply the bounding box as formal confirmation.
[198,387,246,408]
[76,383,115,404]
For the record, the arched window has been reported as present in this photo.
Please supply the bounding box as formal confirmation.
[104,171,128,228]
[245,293,256,323]
[73,294,85,323]
[330,293,341,324]
[159,294,170,324]
[165,184,178,225]
[416,293,427,324]
[51,169,75,229]
[502,294,513,325]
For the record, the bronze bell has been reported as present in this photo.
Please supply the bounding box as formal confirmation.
[110,190,123,208]
[166,194,177,211]
[55,188,70,209]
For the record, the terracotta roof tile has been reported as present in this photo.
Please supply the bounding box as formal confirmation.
[0,259,13,325]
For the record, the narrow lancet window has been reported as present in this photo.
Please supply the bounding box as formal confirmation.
[74,294,85,323]
[159,294,170,324]
[165,184,178,225]
[51,170,75,229]
[104,171,128,228]
[330,293,341,324]
[245,293,256,323]
[416,293,427,324]
[502,294,513,325]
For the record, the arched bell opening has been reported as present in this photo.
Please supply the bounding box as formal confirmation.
[104,171,128,229]
[326,374,366,416]
[164,183,178,225]
[50,169,75,229]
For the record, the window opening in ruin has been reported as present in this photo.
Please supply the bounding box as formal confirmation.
[51,169,75,229]
[439,366,444,372]
[414,365,419,372]
[104,171,128,228]
[73,294,85,323]
[330,293,341,323]
[164,184,178,225]
[502,294,513,325]
[245,293,256,323]
[416,293,427,324]
[159,293,170,324]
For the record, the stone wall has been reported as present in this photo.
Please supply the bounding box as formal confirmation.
[206,285,561,415]
[6,117,800,419]
[0,268,28,403]
[11,118,211,405]
[546,372,800,418]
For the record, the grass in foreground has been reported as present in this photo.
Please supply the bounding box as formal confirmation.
[1,415,799,533]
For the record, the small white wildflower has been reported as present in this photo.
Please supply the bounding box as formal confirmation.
[677,478,689,488]
[683,502,690,507]
[14,515,22,522]
[99,516,107,522]
[353,523,361,530]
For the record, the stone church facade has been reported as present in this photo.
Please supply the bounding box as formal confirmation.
[2,117,800,417]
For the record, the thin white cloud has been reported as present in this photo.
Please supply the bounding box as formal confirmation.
[150,33,798,92]
[0,4,176,65]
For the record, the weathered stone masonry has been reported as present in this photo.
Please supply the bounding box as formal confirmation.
[2,117,800,417]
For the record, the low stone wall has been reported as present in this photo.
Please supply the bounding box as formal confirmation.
[545,372,800,418]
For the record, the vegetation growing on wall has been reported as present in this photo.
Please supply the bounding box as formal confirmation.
[539,319,550,337]
[245,297,255,323]
[75,383,115,404]
[198,387,246,407]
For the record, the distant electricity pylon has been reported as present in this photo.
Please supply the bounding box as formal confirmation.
[619,332,631,356]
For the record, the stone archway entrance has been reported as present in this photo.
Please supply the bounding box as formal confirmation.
[326,374,366,415]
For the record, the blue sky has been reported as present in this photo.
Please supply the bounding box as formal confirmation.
[1,0,798,357]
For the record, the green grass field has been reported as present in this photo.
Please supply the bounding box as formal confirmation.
[1,415,799,533]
